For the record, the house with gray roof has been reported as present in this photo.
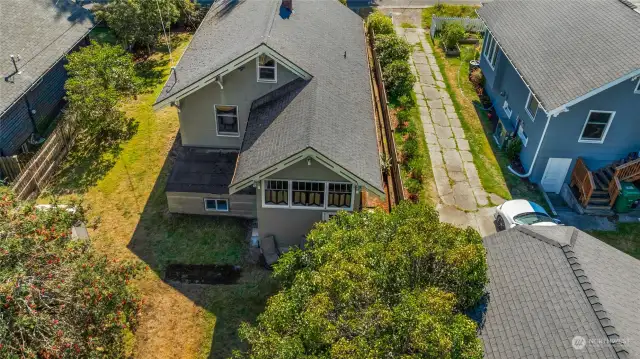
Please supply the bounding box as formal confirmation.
[480,225,640,359]
[477,0,640,212]
[0,0,94,157]
[154,0,382,247]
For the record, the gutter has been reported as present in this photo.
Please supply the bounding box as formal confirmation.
[508,113,552,178]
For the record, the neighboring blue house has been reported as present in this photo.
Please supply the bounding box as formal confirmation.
[477,0,640,209]
[0,0,94,157]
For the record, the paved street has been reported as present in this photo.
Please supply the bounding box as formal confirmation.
[397,25,504,236]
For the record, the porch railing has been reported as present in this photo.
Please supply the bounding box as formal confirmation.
[570,157,594,207]
[608,157,640,206]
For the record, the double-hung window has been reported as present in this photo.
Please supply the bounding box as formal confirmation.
[262,180,354,210]
[516,118,528,147]
[579,111,615,144]
[483,33,499,69]
[525,91,539,121]
[292,181,325,207]
[204,198,229,212]
[257,54,277,83]
[215,105,239,136]
[264,180,289,206]
[503,100,513,118]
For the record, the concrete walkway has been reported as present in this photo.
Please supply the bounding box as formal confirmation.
[396,27,503,236]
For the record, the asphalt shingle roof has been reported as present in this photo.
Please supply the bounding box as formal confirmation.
[0,0,94,115]
[156,0,382,192]
[481,226,640,359]
[477,0,640,112]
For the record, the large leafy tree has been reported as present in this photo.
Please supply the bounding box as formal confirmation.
[96,0,191,51]
[0,192,143,357]
[235,203,487,359]
[64,41,138,144]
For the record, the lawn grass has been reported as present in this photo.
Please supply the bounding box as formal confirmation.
[589,223,640,260]
[421,4,479,28]
[44,34,277,359]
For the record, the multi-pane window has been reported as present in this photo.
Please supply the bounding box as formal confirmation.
[264,180,289,206]
[579,111,614,143]
[215,105,238,135]
[292,181,325,207]
[483,33,499,68]
[257,54,277,82]
[503,101,513,118]
[516,119,528,147]
[262,180,354,210]
[204,199,229,212]
[525,92,539,120]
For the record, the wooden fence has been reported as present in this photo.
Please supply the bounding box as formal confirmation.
[430,16,485,39]
[367,26,405,206]
[11,119,76,200]
[0,154,31,182]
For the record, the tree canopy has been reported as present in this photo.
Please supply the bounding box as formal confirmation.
[235,202,488,359]
[64,41,138,144]
[0,193,143,357]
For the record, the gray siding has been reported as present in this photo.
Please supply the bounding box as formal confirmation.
[0,60,67,155]
[166,191,256,218]
[536,78,640,182]
[257,159,361,248]
[178,60,299,148]
[482,41,640,184]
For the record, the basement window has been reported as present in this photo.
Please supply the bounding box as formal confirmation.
[204,199,229,212]
[257,54,277,83]
[579,110,615,144]
[215,105,239,136]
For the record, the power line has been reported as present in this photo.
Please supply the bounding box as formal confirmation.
[155,0,173,65]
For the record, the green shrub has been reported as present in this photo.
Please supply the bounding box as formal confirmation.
[397,93,415,108]
[409,157,424,180]
[405,177,422,194]
[383,60,416,99]
[402,136,419,162]
[367,11,394,35]
[441,22,465,50]
[506,137,523,162]
[374,34,412,68]
[469,68,485,87]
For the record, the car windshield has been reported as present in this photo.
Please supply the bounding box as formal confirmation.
[513,212,554,225]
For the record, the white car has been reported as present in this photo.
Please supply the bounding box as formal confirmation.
[494,199,560,231]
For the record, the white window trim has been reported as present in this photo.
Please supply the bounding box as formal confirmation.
[261,179,355,211]
[525,91,539,121]
[503,100,513,118]
[578,110,615,144]
[634,79,640,94]
[203,198,229,212]
[256,55,277,83]
[214,104,240,137]
[517,119,528,147]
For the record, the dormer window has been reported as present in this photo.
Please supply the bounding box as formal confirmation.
[257,54,277,83]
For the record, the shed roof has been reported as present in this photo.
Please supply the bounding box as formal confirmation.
[480,226,640,359]
[0,0,94,115]
[477,0,640,112]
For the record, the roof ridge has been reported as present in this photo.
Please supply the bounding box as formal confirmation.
[517,225,629,358]
[262,0,280,44]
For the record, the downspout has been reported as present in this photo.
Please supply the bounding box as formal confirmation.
[508,113,552,178]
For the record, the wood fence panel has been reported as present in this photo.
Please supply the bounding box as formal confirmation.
[0,156,24,182]
[12,119,76,200]
[368,27,405,205]
[430,16,485,39]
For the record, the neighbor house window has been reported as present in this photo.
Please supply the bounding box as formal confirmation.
[215,105,239,136]
[292,181,325,207]
[635,79,640,94]
[579,111,615,143]
[503,100,513,118]
[525,91,539,120]
[483,33,499,69]
[204,198,229,212]
[257,54,277,82]
[262,180,354,210]
[517,119,528,147]
[328,183,353,208]
[264,180,288,206]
